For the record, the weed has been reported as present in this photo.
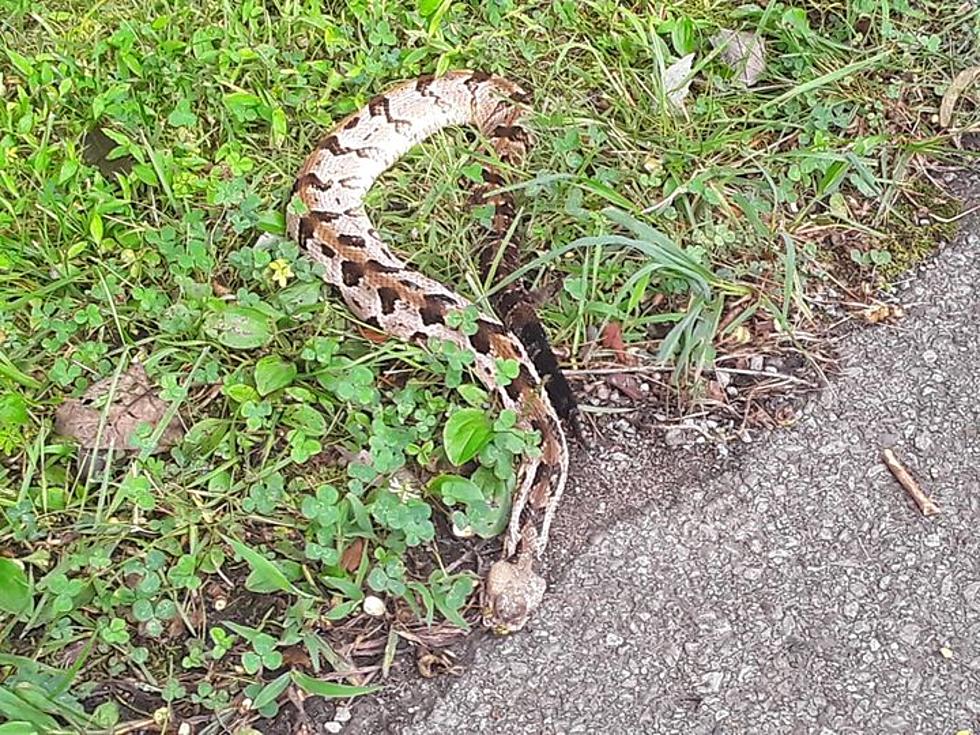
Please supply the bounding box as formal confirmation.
[0,0,974,728]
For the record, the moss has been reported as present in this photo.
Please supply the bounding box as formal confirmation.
[876,180,961,281]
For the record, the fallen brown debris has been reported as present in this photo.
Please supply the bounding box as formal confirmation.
[882,448,939,517]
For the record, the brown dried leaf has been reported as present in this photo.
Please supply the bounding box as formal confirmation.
[605,372,644,401]
[54,362,183,453]
[340,539,365,573]
[358,325,389,344]
[281,645,313,669]
[861,303,905,324]
[600,322,632,365]
[706,380,727,403]
[417,650,462,679]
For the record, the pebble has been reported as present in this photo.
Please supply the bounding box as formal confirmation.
[698,671,724,695]
[605,632,625,647]
[914,434,932,451]
[664,428,686,447]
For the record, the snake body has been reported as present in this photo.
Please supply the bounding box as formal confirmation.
[286,71,575,632]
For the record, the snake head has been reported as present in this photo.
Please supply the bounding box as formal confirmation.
[481,556,546,634]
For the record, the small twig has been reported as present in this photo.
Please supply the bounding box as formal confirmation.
[882,448,939,517]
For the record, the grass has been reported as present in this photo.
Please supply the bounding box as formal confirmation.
[1,0,977,730]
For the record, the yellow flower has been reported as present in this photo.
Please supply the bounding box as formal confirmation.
[267,258,294,288]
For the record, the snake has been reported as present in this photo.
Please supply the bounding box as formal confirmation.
[286,70,579,633]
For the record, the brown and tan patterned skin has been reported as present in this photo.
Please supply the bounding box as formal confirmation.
[286,71,575,633]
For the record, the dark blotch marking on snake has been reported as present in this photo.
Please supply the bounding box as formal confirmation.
[368,94,412,133]
[337,233,366,249]
[294,172,333,193]
[503,363,535,402]
[341,260,365,287]
[317,135,349,156]
[377,286,402,315]
[469,323,493,354]
[420,293,456,326]
[492,125,530,144]
[354,146,384,160]
[364,259,402,275]
[465,70,492,91]
[480,168,507,187]
[531,460,554,501]
[297,212,341,259]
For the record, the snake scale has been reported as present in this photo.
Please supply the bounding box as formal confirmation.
[286,70,578,632]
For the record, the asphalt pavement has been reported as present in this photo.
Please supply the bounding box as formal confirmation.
[389,212,980,733]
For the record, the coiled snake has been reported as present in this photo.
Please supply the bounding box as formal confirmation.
[286,71,578,632]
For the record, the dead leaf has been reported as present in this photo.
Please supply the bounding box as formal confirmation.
[661,53,695,111]
[417,650,462,678]
[281,645,313,669]
[711,30,766,86]
[340,539,365,573]
[939,66,980,128]
[861,303,905,324]
[706,380,727,403]
[605,372,644,401]
[600,322,633,365]
[358,325,389,344]
[774,405,797,426]
[54,362,183,453]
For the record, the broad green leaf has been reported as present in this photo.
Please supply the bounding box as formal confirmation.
[290,671,379,699]
[204,306,274,349]
[323,599,359,621]
[0,722,41,735]
[167,99,197,128]
[57,159,79,185]
[0,688,57,730]
[251,672,291,710]
[5,49,35,78]
[223,91,262,111]
[182,418,229,455]
[0,557,31,615]
[428,475,485,505]
[455,384,487,407]
[320,575,364,601]
[254,356,296,396]
[442,408,492,466]
[670,16,696,55]
[283,404,326,436]
[0,393,28,428]
[89,213,103,244]
[271,107,287,146]
[225,537,307,597]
